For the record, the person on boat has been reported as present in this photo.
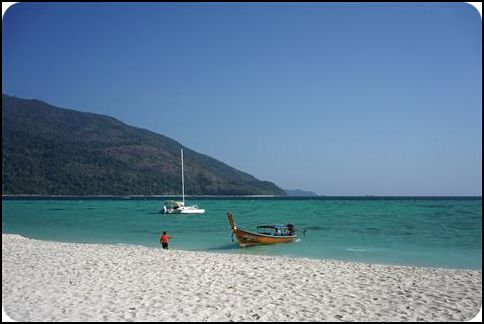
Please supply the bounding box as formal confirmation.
[274,228,281,236]
[160,231,171,249]
[287,224,295,236]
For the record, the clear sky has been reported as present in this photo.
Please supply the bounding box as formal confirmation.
[2,3,482,195]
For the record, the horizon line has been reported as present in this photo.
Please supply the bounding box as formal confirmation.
[2,194,482,198]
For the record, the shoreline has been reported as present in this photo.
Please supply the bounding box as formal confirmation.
[2,234,482,322]
[2,194,482,201]
[3,233,481,272]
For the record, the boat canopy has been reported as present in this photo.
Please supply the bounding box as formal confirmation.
[256,223,296,236]
[257,224,290,229]
[164,200,184,209]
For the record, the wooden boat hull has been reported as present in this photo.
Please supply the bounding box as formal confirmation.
[233,229,296,247]
[227,212,296,248]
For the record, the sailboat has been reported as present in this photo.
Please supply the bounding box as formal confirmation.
[161,148,205,214]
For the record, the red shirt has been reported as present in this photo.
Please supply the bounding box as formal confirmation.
[161,235,170,243]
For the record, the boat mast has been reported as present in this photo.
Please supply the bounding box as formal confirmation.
[181,148,185,205]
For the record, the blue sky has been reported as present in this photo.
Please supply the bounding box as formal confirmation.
[2,3,482,195]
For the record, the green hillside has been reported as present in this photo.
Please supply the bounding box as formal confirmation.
[2,95,285,196]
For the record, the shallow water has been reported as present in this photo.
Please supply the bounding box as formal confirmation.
[2,197,482,269]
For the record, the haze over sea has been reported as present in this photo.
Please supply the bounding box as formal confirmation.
[2,197,481,270]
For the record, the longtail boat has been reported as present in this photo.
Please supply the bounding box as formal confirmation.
[227,212,297,247]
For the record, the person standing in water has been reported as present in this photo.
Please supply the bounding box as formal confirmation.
[160,231,171,249]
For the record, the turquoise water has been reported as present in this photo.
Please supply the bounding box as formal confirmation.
[2,197,482,270]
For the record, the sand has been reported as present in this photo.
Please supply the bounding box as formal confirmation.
[2,234,482,322]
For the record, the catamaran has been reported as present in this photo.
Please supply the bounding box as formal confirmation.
[161,148,205,214]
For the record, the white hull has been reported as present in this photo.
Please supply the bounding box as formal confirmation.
[177,207,205,214]
[162,206,205,214]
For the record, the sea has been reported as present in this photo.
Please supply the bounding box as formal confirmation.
[2,197,482,270]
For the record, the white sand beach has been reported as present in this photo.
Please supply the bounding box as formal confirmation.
[2,234,481,322]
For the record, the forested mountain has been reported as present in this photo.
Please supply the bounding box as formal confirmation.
[2,95,285,196]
